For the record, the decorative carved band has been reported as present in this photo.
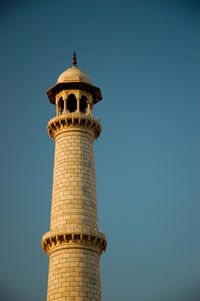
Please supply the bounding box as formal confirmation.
[41,231,107,256]
[47,113,101,140]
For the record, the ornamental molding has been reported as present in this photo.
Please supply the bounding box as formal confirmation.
[41,230,107,256]
[47,113,101,140]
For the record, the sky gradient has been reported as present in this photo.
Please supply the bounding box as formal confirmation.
[0,1,200,300]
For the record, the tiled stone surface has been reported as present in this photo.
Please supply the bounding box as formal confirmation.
[44,126,104,301]
[47,247,101,301]
[50,129,98,232]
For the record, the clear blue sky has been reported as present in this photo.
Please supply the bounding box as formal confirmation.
[0,1,200,300]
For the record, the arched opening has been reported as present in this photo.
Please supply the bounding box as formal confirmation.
[57,97,64,115]
[80,95,88,114]
[67,94,77,113]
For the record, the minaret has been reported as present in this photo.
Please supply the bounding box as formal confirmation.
[42,52,107,301]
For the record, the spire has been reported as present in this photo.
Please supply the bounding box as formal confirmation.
[73,51,77,66]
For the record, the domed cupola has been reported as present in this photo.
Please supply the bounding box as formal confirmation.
[46,51,102,106]
[57,65,92,85]
[46,52,103,140]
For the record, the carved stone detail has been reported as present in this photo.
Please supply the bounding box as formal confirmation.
[41,231,107,256]
[47,113,101,140]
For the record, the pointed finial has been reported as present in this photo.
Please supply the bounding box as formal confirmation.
[73,51,77,66]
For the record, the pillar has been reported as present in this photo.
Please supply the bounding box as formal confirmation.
[42,113,106,301]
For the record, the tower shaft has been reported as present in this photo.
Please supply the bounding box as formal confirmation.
[42,114,106,301]
[47,241,102,300]
[51,130,98,231]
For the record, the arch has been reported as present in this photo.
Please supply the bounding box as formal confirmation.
[57,97,64,115]
[80,95,88,114]
[67,94,77,113]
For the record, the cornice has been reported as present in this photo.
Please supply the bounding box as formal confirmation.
[41,230,107,256]
[47,113,102,140]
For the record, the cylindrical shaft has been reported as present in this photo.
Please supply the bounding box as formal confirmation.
[47,248,102,300]
[42,113,106,301]
[50,129,98,232]
[46,127,102,301]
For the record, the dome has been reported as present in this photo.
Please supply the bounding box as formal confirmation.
[57,65,92,85]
